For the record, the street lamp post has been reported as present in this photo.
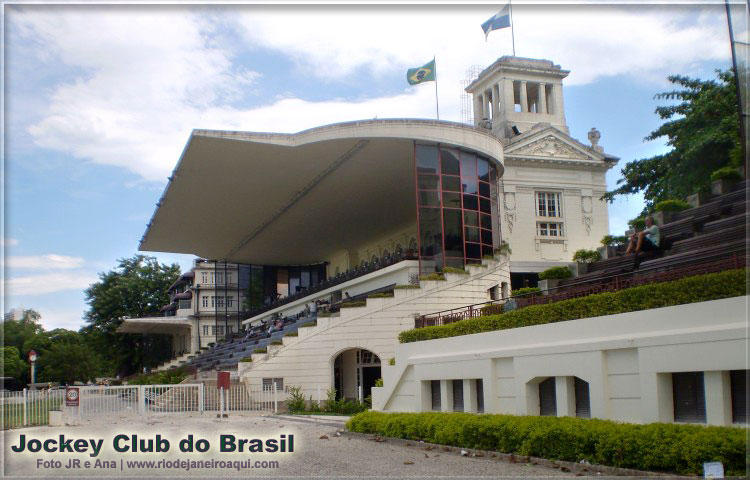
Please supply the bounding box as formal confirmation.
[28,350,37,390]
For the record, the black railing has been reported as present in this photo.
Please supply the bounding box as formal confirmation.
[244,251,418,319]
[415,253,745,328]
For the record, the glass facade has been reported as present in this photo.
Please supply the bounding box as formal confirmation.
[415,143,499,273]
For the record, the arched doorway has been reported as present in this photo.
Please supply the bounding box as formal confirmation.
[332,348,381,401]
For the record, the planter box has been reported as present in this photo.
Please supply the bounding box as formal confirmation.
[571,262,589,276]
[538,278,559,295]
[49,410,63,427]
[711,178,738,196]
[686,192,711,208]
[651,211,678,226]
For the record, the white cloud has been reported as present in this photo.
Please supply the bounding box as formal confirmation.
[3,272,98,296]
[5,254,84,270]
[11,4,730,184]
[1,237,19,247]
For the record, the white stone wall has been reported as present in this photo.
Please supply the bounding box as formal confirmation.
[239,258,511,398]
[501,164,609,269]
[373,296,748,427]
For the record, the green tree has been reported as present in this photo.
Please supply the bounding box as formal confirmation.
[1,309,43,355]
[82,255,180,376]
[603,70,741,210]
[37,342,102,385]
[1,346,24,378]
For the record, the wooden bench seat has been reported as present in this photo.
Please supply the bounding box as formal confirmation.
[702,213,749,234]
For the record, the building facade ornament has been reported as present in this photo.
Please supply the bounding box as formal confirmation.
[503,192,516,233]
[581,195,594,234]
[588,127,604,153]
[513,135,585,159]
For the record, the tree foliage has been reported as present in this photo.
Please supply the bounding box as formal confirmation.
[82,255,180,376]
[1,346,24,378]
[37,341,102,385]
[1,309,43,355]
[603,70,741,209]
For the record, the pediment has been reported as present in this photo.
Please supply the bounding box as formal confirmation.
[505,128,603,163]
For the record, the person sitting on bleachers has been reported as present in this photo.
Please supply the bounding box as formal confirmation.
[625,215,660,255]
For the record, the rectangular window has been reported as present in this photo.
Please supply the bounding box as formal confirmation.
[476,379,484,413]
[452,380,464,412]
[226,273,232,285]
[226,296,234,308]
[574,377,591,418]
[431,381,441,411]
[203,325,209,336]
[201,272,208,284]
[536,192,563,218]
[262,378,284,391]
[731,370,747,424]
[216,296,225,308]
[672,372,706,423]
[539,377,557,416]
[210,272,215,284]
[210,296,215,308]
[537,222,564,237]
[216,271,225,285]
[202,296,209,308]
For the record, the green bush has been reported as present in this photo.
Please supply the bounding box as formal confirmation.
[284,331,298,337]
[127,367,189,385]
[239,357,253,362]
[394,284,420,289]
[253,348,267,354]
[388,357,395,366]
[538,266,572,280]
[601,235,628,247]
[270,340,282,345]
[368,292,394,298]
[572,249,601,264]
[710,166,743,182]
[374,378,384,387]
[299,321,317,327]
[628,217,646,230]
[443,267,469,275]
[286,386,306,413]
[511,287,541,297]
[652,199,690,212]
[346,412,747,476]
[341,301,366,308]
[420,273,446,281]
[399,269,746,344]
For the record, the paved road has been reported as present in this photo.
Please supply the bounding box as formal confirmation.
[3,412,589,478]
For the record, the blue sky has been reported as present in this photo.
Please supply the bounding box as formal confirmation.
[2,3,738,330]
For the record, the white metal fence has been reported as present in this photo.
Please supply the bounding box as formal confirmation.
[1,383,279,429]
[1,389,65,429]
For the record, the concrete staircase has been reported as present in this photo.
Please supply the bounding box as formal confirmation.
[155,352,193,371]
[239,257,510,398]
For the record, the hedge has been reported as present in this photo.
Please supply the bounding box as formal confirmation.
[399,269,746,343]
[346,411,747,476]
[538,266,572,280]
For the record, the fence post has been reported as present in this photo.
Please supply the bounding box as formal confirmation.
[138,385,146,417]
[273,383,277,414]
[23,388,28,426]
[198,383,204,414]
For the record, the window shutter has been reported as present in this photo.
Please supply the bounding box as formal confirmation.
[452,380,464,412]
[476,379,484,413]
[431,381,441,411]
[539,377,557,416]
[574,377,591,418]
[672,372,706,423]
[731,370,747,424]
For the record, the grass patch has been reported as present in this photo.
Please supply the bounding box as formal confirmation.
[239,357,253,362]
[443,267,469,275]
[270,340,282,345]
[299,321,317,328]
[400,269,746,343]
[367,292,394,298]
[284,331,298,337]
[420,273,446,281]
[253,348,267,354]
[347,411,747,476]
[394,284,420,289]
[341,301,366,308]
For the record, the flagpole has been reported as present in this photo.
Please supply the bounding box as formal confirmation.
[433,56,440,120]
[509,0,516,56]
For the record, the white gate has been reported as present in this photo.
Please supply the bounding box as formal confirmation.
[1,389,65,429]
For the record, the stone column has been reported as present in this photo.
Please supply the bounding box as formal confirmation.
[546,84,554,115]
[492,84,500,120]
[556,376,576,417]
[504,78,515,113]
[538,83,547,114]
[463,379,477,413]
[473,93,483,126]
[520,81,528,112]
[705,371,732,426]
[440,380,451,412]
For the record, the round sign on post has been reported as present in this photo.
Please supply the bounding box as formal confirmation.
[28,350,37,363]
[65,387,80,407]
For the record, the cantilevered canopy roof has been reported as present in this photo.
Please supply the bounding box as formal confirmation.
[139,119,504,265]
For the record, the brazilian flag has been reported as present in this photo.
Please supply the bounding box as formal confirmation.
[407,59,436,85]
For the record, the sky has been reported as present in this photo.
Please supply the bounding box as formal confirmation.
[1,2,740,331]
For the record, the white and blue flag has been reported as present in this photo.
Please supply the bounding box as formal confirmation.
[481,4,511,40]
